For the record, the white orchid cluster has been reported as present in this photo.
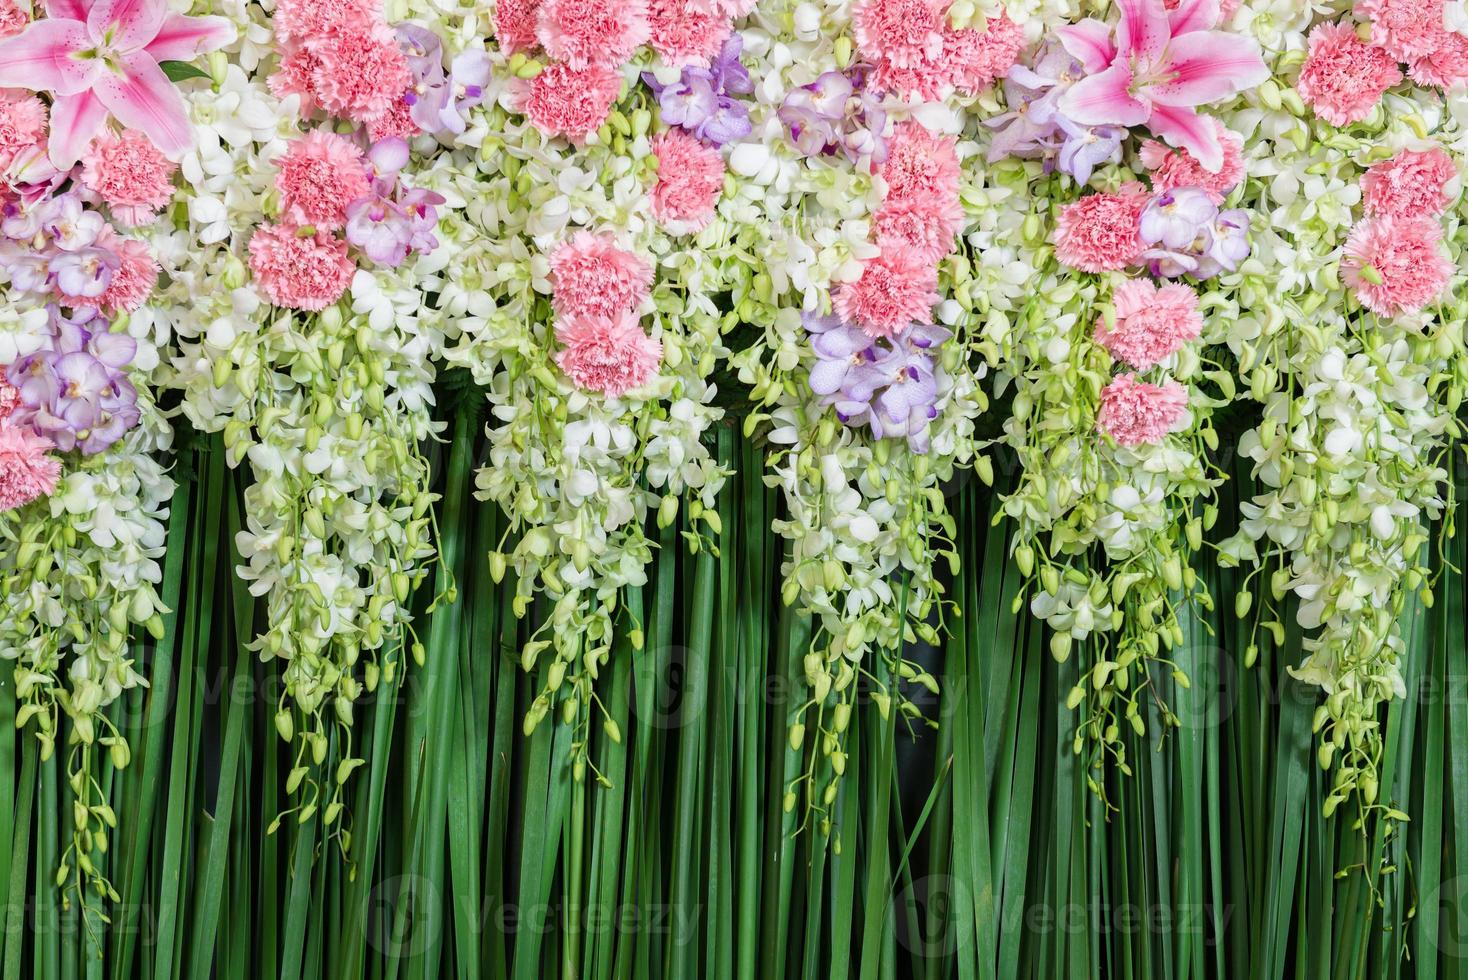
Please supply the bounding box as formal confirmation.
[1214,6,1468,819]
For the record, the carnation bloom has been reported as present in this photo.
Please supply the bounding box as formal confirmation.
[275,0,380,41]
[249,223,356,311]
[536,0,650,69]
[308,25,413,122]
[870,12,1024,98]
[514,61,622,145]
[1140,120,1244,199]
[1361,147,1457,217]
[81,130,178,225]
[1357,0,1450,62]
[851,0,945,69]
[554,310,663,397]
[647,0,732,67]
[1342,215,1451,317]
[880,121,960,202]
[649,129,725,233]
[1097,374,1188,446]
[1296,22,1402,127]
[834,250,940,337]
[0,379,19,421]
[367,96,420,141]
[549,231,654,320]
[0,423,60,512]
[55,229,158,314]
[0,93,45,170]
[1053,186,1149,273]
[494,0,543,55]
[0,1,26,39]
[276,131,371,232]
[1094,279,1202,369]
[872,197,963,267]
[269,43,325,114]
[1407,30,1468,89]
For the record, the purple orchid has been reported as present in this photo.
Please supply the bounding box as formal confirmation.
[986,44,1083,162]
[0,0,236,166]
[1138,187,1251,279]
[1139,187,1216,250]
[1056,0,1267,170]
[438,51,492,134]
[778,68,888,165]
[7,345,140,454]
[643,59,753,147]
[1054,116,1124,185]
[50,245,118,298]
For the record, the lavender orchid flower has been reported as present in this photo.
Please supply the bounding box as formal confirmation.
[438,51,492,134]
[50,245,117,298]
[1139,188,1216,250]
[1055,116,1124,185]
[779,68,888,165]
[644,64,752,146]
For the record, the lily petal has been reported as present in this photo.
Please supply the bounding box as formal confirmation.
[45,0,89,18]
[145,13,236,62]
[1148,103,1223,171]
[1149,31,1269,108]
[88,0,168,51]
[1114,0,1170,60]
[48,90,109,168]
[1167,0,1220,34]
[94,51,192,153]
[1055,19,1116,74]
[1059,63,1150,127]
[0,19,99,95]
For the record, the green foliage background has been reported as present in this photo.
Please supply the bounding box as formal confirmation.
[2,411,1466,980]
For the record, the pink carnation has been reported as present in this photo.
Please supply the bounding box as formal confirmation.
[249,224,356,311]
[269,43,325,115]
[872,197,963,267]
[81,130,178,226]
[1054,186,1148,273]
[275,0,380,41]
[276,131,370,232]
[1140,121,1245,201]
[0,379,18,422]
[0,93,46,171]
[536,0,650,69]
[554,310,663,397]
[57,231,158,315]
[871,17,1023,100]
[1094,280,1203,370]
[880,121,960,203]
[1357,0,1450,61]
[0,0,26,39]
[650,129,725,233]
[308,26,413,122]
[1097,374,1188,447]
[647,0,733,67]
[494,0,543,55]
[1361,146,1457,217]
[1342,214,1451,317]
[834,249,940,337]
[1296,22,1403,127]
[852,0,944,69]
[1407,31,1468,88]
[550,231,654,320]
[685,0,754,15]
[0,423,60,513]
[366,95,422,141]
[514,61,622,145]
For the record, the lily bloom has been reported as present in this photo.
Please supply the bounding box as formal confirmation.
[1057,0,1266,171]
[0,0,235,167]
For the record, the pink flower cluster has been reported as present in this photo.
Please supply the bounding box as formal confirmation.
[249,224,357,312]
[0,421,60,513]
[1359,0,1468,89]
[81,131,179,227]
[1094,280,1203,370]
[270,0,412,131]
[276,131,371,231]
[1140,121,1244,203]
[0,91,44,170]
[650,129,725,233]
[550,232,663,396]
[858,0,1025,101]
[647,0,737,67]
[836,121,961,338]
[0,0,26,39]
[1296,22,1403,126]
[1054,185,1150,274]
[1342,143,1454,318]
[1097,373,1188,447]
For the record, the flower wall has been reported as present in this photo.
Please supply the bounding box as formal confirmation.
[1,0,1467,903]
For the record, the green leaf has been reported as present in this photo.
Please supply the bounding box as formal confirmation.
[160,60,210,82]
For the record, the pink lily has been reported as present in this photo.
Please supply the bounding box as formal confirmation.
[1057,0,1266,171]
[0,0,235,168]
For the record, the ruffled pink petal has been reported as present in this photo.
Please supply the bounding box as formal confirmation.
[0,19,97,95]
[1149,30,1268,107]
[1060,62,1150,126]
[1056,18,1116,74]
[1115,0,1169,60]
[48,89,108,167]
[145,12,235,61]
[1167,0,1218,34]
[1147,103,1222,171]
[94,51,192,153]
[88,0,167,51]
